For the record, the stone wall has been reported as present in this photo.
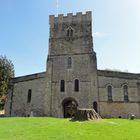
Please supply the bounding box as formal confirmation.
[47,11,99,118]
[47,53,98,118]
[49,11,93,56]
[5,11,140,119]
[5,72,47,117]
[98,70,140,118]
[99,102,140,118]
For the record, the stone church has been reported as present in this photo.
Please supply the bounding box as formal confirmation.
[5,11,140,118]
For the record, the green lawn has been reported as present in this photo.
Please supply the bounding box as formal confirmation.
[0,117,140,140]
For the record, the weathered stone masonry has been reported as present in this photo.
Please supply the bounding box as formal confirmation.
[5,11,140,118]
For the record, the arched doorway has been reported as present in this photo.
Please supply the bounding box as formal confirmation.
[93,101,98,113]
[62,98,78,118]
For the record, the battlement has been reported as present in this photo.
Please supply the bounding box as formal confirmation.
[49,11,92,26]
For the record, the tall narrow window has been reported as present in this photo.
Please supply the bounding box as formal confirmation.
[70,29,73,37]
[67,29,70,37]
[123,85,128,101]
[66,27,73,37]
[67,57,72,68]
[27,89,32,103]
[74,79,79,92]
[60,80,65,92]
[107,85,112,101]
[93,102,98,113]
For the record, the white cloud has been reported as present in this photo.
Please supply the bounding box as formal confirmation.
[93,32,111,37]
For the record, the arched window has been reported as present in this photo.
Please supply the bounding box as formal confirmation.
[67,57,72,68]
[70,29,73,37]
[74,79,79,92]
[27,89,32,103]
[107,85,112,101]
[93,102,98,113]
[60,80,65,92]
[66,27,73,37]
[67,29,70,37]
[123,85,128,101]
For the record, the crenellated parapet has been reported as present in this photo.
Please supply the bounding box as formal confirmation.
[49,11,92,28]
[48,11,93,55]
[49,11,92,40]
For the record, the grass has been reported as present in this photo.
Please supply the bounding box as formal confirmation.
[0,117,140,140]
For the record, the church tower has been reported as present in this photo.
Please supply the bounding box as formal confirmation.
[46,11,99,118]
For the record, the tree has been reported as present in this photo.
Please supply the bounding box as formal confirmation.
[0,55,14,110]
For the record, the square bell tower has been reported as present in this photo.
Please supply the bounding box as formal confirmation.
[46,11,99,118]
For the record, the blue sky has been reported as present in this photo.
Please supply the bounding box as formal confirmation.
[0,0,140,76]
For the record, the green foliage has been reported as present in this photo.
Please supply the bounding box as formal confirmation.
[0,55,14,109]
[0,118,139,140]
